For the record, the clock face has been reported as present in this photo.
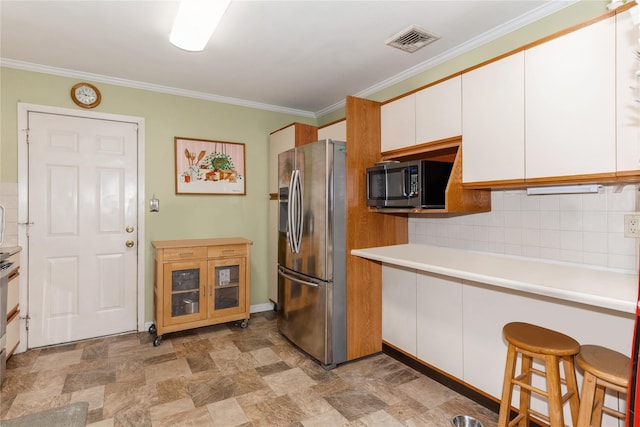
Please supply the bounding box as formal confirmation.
[71,82,101,108]
[75,85,97,104]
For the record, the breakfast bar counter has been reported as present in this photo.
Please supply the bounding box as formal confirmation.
[351,244,635,418]
[351,243,637,314]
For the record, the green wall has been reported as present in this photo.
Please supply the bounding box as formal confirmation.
[0,67,315,319]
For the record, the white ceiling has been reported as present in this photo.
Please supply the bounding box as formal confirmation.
[0,1,576,118]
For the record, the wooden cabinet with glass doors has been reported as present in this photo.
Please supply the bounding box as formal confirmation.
[151,238,252,346]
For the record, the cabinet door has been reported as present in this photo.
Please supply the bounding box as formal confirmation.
[269,125,296,194]
[382,265,416,355]
[163,260,208,326]
[381,94,416,152]
[616,11,640,174]
[318,120,346,141]
[462,52,525,184]
[416,76,462,144]
[525,17,616,179]
[416,271,463,379]
[208,256,247,317]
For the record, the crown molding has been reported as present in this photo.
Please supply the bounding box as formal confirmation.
[0,58,316,118]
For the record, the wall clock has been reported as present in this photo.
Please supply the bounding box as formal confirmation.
[70,82,101,108]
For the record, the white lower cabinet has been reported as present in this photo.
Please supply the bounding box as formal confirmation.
[382,268,634,426]
[382,265,416,355]
[416,271,463,379]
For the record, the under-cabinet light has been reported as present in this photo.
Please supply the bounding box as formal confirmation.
[526,184,601,195]
[170,0,232,52]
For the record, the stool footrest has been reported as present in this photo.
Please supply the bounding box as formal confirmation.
[602,406,626,420]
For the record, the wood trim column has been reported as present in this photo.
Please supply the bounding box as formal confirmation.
[345,96,408,360]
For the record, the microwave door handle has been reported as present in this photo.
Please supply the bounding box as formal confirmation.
[402,168,410,197]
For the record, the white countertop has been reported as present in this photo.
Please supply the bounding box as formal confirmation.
[351,244,638,314]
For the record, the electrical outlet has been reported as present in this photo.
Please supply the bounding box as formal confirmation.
[624,214,640,238]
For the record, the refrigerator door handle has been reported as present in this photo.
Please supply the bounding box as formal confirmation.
[287,170,297,253]
[288,169,303,254]
[278,267,320,288]
[293,169,303,252]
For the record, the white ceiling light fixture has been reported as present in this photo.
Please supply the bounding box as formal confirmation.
[170,0,232,52]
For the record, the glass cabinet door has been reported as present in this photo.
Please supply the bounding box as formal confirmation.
[163,260,207,324]
[208,257,246,317]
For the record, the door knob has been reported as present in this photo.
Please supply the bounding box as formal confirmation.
[126,226,134,233]
[126,240,135,248]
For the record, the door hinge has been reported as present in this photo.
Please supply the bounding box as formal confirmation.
[21,128,30,143]
[18,221,34,237]
[19,314,30,331]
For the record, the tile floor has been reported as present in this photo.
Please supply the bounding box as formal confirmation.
[0,311,498,426]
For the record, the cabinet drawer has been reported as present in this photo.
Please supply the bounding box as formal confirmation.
[208,245,247,258]
[7,274,19,315]
[6,311,20,357]
[163,247,207,261]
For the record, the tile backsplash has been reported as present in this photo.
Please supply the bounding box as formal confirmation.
[0,182,19,246]
[409,184,639,272]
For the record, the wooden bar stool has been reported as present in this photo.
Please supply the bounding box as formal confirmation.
[498,322,581,427]
[575,345,629,427]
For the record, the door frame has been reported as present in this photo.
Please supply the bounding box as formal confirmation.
[16,103,146,352]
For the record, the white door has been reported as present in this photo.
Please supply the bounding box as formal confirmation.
[27,111,138,348]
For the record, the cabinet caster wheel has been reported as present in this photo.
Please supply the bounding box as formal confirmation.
[149,324,157,334]
[153,336,161,347]
[240,319,248,329]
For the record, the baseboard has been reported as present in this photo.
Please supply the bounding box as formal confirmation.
[250,302,275,313]
[382,343,546,427]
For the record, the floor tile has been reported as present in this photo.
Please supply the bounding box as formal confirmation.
[0,311,499,426]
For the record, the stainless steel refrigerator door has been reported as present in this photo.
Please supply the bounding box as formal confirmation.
[277,266,332,365]
[278,140,336,281]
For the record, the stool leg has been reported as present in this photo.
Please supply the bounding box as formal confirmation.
[545,354,565,427]
[591,383,605,427]
[577,371,597,427]
[499,343,518,427]
[519,354,533,427]
[562,355,580,426]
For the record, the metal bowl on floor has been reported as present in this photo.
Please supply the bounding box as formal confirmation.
[451,415,483,427]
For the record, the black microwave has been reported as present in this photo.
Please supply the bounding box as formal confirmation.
[366,159,453,208]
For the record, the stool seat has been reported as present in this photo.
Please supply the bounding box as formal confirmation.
[498,322,580,427]
[503,322,580,356]
[576,344,629,388]
[576,344,629,426]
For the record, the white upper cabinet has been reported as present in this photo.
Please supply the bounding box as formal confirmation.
[381,94,416,152]
[524,16,616,180]
[269,125,296,193]
[318,120,346,142]
[616,11,640,175]
[462,52,525,184]
[381,76,462,153]
[415,75,462,144]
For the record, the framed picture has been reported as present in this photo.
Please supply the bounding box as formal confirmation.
[175,137,246,195]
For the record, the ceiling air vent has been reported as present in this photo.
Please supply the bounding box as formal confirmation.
[385,25,439,53]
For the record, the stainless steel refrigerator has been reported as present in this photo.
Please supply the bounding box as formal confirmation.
[277,139,347,369]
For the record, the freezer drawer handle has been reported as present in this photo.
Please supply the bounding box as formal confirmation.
[278,268,319,288]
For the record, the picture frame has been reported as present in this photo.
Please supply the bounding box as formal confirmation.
[175,137,246,195]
